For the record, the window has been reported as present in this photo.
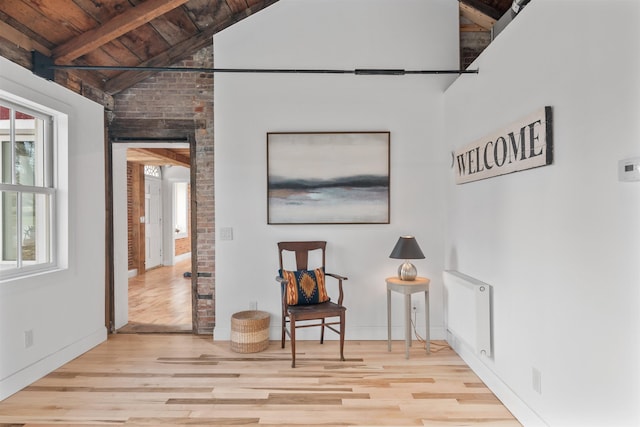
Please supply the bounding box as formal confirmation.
[144,165,161,178]
[0,99,55,278]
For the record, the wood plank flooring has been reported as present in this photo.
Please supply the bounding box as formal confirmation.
[118,259,192,333]
[0,335,521,426]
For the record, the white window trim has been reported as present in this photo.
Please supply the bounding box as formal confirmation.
[0,93,66,282]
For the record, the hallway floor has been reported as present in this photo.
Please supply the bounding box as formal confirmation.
[118,258,193,333]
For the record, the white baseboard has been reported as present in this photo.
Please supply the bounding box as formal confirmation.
[127,269,138,278]
[447,333,548,427]
[0,327,107,401]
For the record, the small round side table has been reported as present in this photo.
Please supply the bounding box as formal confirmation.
[386,276,430,359]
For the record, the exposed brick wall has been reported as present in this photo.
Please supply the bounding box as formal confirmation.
[192,48,215,334]
[127,162,144,273]
[175,237,190,256]
[113,46,215,334]
[127,163,134,271]
[460,31,492,69]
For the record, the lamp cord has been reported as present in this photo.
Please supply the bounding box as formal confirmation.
[411,310,451,353]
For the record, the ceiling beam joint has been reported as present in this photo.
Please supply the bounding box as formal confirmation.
[52,0,190,64]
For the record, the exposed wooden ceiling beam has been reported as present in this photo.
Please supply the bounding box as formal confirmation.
[104,0,280,94]
[460,0,504,20]
[461,23,490,32]
[127,148,190,167]
[459,0,500,31]
[53,0,189,64]
[104,28,214,94]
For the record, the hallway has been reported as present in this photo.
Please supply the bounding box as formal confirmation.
[118,258,193,333]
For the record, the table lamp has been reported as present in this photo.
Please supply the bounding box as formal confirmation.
[389,236,425,281]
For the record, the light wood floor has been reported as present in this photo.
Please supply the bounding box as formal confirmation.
[0,335,521,426]
[118,259,193,333]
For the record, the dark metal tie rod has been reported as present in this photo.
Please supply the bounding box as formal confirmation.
[31,51,478,80]
[50,65,478,75]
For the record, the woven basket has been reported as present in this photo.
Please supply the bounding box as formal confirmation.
[230,310,270,353]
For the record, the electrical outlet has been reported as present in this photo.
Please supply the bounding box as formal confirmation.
[532,367,542,394]
[220,227,234,241]
[24,330,34,348]
[249,301,257,310]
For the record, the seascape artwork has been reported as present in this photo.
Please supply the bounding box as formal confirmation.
[267,132,390,224]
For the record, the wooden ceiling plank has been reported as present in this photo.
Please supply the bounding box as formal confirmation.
[53,0,190,64]
[459,2,497,31]
[0,0,77,45]
[100,39,147,66]
[459,0,503,21]
[117,24,172,61]
[69,47,128,81]
[72,0,134,24]
[104,0,279,94]
[460,23,489,32]
[0,35,32,70]
[225,0,250,14]
[28,0,98,34]
[184,0,231,30]
[104,29,215,93]
[128,148,190,167]
[146,10,198,46]
[0,9,56,52]
[129,0,199,46]
[0,20,51,56]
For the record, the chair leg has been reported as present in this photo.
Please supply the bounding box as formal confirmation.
[290,316,296,368]
[339,312,345,362]
[281,313,286,349]
[320,318,325,344]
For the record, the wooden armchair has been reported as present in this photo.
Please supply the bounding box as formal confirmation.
[276,241,348,368]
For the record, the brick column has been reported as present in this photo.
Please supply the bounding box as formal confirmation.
[193,47,215,334]
[113,46,216,335]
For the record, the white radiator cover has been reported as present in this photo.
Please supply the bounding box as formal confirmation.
[443,270,492,357]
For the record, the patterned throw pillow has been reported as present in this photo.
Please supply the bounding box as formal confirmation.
[279,268,330,306]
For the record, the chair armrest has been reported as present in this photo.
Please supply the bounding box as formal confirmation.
[325,272,347,306]
[325,272,348,281]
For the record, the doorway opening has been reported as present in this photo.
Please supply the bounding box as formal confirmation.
[110,142,194,334]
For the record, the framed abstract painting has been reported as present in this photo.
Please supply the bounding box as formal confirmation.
[267,131,390,224]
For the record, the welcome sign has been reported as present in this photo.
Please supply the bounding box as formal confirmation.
[454,107,553,184]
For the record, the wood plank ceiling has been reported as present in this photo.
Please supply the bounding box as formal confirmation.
[0,0,279,101]
[127,147,190,167]
[0,0,513,165]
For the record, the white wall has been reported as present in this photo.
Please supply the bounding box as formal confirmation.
[443,1,640,426]
[162,165,191,265]
[0,56,106,400]
[214,0,458,341]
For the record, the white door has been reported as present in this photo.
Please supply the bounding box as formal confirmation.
[145,177,162,269]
